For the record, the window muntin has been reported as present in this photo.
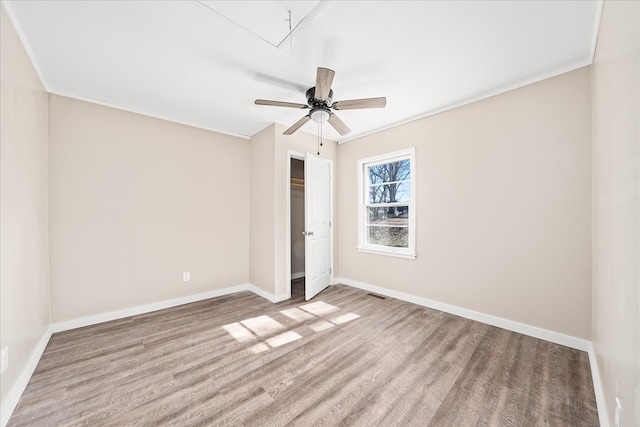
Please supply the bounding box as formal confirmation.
[358,148,416,259]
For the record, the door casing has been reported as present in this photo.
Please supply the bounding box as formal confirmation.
[285,150,334,300]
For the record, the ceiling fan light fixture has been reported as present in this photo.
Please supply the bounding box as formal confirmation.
[257,67,386,136]
[310,107,331,123]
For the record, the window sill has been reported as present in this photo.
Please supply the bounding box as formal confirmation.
[357,247,416,260]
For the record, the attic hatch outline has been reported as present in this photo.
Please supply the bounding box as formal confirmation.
[197,1,325,48]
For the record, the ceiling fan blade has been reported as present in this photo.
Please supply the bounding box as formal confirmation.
[255,99,309,109]
[332,97,387,110]
[283,115,311,135]
[327,113,351,136]
[315,67,335,101]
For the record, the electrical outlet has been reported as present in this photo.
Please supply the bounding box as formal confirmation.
[1,346,8,374]
[182,272,190,282]
[615,397,622,427]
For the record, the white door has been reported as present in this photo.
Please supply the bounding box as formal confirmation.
[304,152,332,300]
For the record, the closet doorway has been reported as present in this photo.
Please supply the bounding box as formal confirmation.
[290,157,306,299]
[287,151,333,301]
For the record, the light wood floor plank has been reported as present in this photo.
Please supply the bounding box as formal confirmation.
[7,283,599,426]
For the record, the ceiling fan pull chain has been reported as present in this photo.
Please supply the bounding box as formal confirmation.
[317,121,321,155]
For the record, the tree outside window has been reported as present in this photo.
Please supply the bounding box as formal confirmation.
[358,148,416,259]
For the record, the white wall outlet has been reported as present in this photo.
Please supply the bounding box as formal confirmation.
[1,346,8,374]
[182,272,190,282]
[614,397,622,427]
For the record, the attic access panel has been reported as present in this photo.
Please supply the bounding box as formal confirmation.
[199,1,322,47]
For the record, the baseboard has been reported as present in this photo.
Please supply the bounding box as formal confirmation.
[52,284,252,332]
[335,277,590,351]
[588,342,610,427]
[247,284,289,303]
[1,324,52,427]
[4,284,285,426]
[3,280,602,427]
[291,272,305,280]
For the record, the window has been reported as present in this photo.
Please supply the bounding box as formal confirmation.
[358,147,416,259]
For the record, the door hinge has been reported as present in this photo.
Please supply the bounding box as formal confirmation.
[330,268,332,275]
[329,221,332,227]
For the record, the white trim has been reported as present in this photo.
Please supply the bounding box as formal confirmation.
[47,89,251,140]
[588,342,610,427]
[1,282,603,427]
[337,59,593,145]
[356,247,416,260]
[1,2,51,92]
[1,2,251,141]
[358,147,416,259]
[335,277,590,351]
[53,284,252,332]
[273,293,290,303]
[248,284,289,303]
[3,285,285,426]
[590,1,605,64]
[1,325,53,427]
[286,150,335,302]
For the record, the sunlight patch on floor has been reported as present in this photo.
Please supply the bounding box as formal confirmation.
[309,320,334,332]
[331,312,361,324]
[241,315,284,337]
[223,300,359,353]
[280,307,315,322]
[249,342,270,354]
[222,322,257,343]
[266,331,302,348]
[299,301,339,316]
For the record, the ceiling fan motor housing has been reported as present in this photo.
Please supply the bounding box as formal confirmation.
[306,87,333,107]
[306,87,333,123]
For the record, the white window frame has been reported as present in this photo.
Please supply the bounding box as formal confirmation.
[357,147,416,259]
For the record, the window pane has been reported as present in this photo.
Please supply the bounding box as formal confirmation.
[367,226,408,248]
[368,181,411,203]
[358,148,415,257]
[367,159,411,186]
[368,206,409,225]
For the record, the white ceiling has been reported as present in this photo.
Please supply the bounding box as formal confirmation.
[3,0,602,142]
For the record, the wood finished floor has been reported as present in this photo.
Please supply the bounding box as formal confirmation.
[8,282,599,426]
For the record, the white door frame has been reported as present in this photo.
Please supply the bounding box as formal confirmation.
[285,149,334,300]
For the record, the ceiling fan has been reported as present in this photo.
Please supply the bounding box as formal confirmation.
[255,67,387,136]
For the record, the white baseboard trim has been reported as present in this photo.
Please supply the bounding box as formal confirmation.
[6,280,600,427]
[335,277,590,352]
[51,283,289,333]
[247,284,289,303]
[291,272,305,280]
[4,284,285,426]
[273,293,290,303]
[587,342,610,427]
[1,325,53,427]
[52,284,252,333]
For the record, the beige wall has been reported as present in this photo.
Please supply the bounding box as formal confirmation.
[48,95,250,322]
[338,67,592,339]
[0,5,51,410]
[249,124,337,298]
[5,1,637,421]
[249,125,276,294]
[592,1,640,425]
